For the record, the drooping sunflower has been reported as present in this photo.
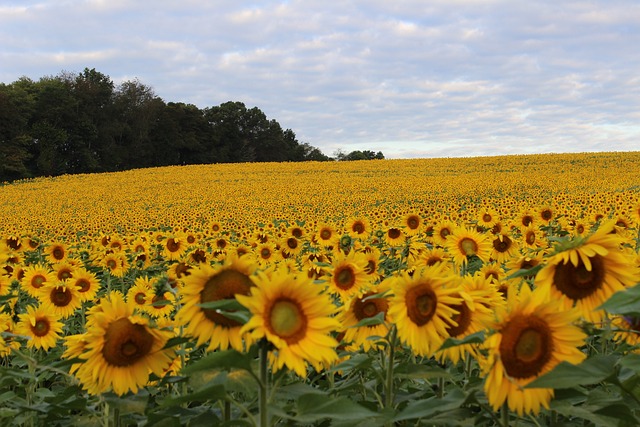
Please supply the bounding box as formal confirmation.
[37,281,83,319]
[481,285,586,416]
[444,227,492,269]
[20,264,57,298]
[237,267,340,377]
[15,304,64,351]
[324,250,370,302]
[535,220,640,323]
[387,266,462,357]
[71,291,175,396]
[175,255,257,352]
[338,282,391,352]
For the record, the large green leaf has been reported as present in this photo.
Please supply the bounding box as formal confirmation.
[438,330,485,351]
[181,349,255,375]
[392,388,467,422]
[293,393,378,423]
[159,383,226,407]
[525,355,617,389]
[598,284,640,315]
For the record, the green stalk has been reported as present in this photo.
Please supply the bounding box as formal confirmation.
[259,339,269,427]
[384,325,397,409]
[501,401,510,427]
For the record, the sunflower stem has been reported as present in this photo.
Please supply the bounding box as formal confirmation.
[384,325,397,410]
[437,376,444,399]
[501,401,510,427]
[259,339,269,427]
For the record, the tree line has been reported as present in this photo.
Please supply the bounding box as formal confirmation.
[0,68,384,182]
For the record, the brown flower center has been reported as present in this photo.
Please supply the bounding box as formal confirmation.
[353,292,388,322]
[102,318,154,367]
[459,238,478,256]
[287,238,298,250]
[32,274,46,289]
[492,236,512,253]
[406,216,420,230]
[267,298,307,345]
[553,254,605,300]
[446,302,472,337]
[334,265,356,290]
[32,318,50,337]
[499,314,553,379]
[200,269,253,327]
[51,287,72,306]
[52,247,65,260]
[387,228,401,239]
[351,221,365,234]
[76,278,91,292]
[405,283,437,326]
[521,215,533,227]
[320,228,332,240]
[166,238,180,252]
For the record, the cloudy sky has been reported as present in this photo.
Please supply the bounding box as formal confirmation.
[2,0,639,158]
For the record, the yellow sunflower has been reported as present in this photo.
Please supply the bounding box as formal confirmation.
[0,313,19,356]
[387,266,462,357]
[612,315,640,351]
[338,282,391,352]
[535,220,640,323]
[45,242,69,263]
[162,235,189,261]
[384,227,406,247]
[402,213,423,236]
[444,227,492,269]
[433,220,456,247]
[490,232,520,264]
[254,242,281,267]
[237,267,340,377]
[15,304,64,351]
[20,264,57,298]
[477,207,500,229]
[144,290,176,318]
[175,255,257,352]
[101,252,129,278]
[346,217,371,239]
[126,276,155,312]
[521,225,544,249]
[71,291,175,396]
[315,223,339,247]
[481,285,586,416]
[37,281,83,319]
[436,274,500,364]
[325,251,370,301]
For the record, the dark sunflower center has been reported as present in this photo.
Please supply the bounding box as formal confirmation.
[388,228,401,239]
[576,225,585,234]
[200,269,253,327]
[482,213,492,222]
[353,293,388,322]
[522,216,533,227]
[267,298,307,344]
[352,222,365,234]
[51,287,72,306]
[287,238,298,249]
[187,235,196,244]
[320,229,332,240]
[106,259,117,269]
[439,228,451,239]
[102,318,154,367]
[134,292,146,305]
[292,228,303,238]
[76,278,91,292]
[492,236,512,253]
[57,269,72,280]
[459,238,478,256]
[175,262,192,278]
[166,238,180,252]
[217,239,227,249]
[407,216,420,229]
[553,255,605,300]
[32,318,50,337]
[491,223,502,234]
[446,302,472,337]
[334,266,356,290]
[52,247,64,260]
[405,284,437,326]
[7,237,21,250]
[500,314,553,379]
[364,260,377,274]
[32,275,46,288]
[426,256,441,266]
[525,231,536,245]
[260,248,272,259]
[541,209,553,221]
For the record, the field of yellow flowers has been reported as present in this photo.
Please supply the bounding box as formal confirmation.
[1,151,640,426]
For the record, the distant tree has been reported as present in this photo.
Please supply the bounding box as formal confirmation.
[333,149,385,161]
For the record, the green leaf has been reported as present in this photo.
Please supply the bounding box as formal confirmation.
[327,353,373,374]
[361,289,391,302]
[198,299,246,311]
[393,388,466,422]
[159,383,226,407]
[394,362,451,380]
[504,264,543,281]
[525,355,617,389]
[294,393,378,423]
[438,330,485,351]
[618,353,640,373]
[181,349,255,375]
[598,284,640,315]
[550,400,620,427]
[349,311,386,328]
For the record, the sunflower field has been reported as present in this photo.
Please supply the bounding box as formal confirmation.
[1,151,640,427]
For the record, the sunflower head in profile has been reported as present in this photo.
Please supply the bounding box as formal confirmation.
[481,285,586,416]
[535,220,640,323]
[444,226,492,269]
[0,313,19,356]
[387,266,462,357]
[70,291,175,396]
[175,255,258,352]
[15,304,64,351]
[237,267,340,377]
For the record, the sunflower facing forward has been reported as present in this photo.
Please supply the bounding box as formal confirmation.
[237,267,340,377]
[70,291,175,396]
[387,265,462,357]
[535,220,640,323]
[481,285,586,416]
[175,255,257,352]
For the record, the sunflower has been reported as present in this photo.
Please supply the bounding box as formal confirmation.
[52,261,78,282]
[436,274,500,364]
[287,224,306,240]
[71,291,175,396]
[0,313,18,356]
[402,213,423,236]
[15,305,64,351]
[521,225,544,249]
[444,227,491,269]
[477,263,505,285]
[346,217,371,239]
[387,266,462,357]
[535,220,640,323]
[362,248,383,282]
[536,205,555,225]
[339,283,391,352]
[45,242,69,263]
[570,219,589,237]
[101,252,129,278]
[515,209,538,231]
[490,233,520,264]
[481,285,586,416]
[433,220,456,246]
[254,242,281,267]
[477,207,500,229]
[126,276,156,312]
[38,281,83,319]
[144,290,176,318]
[411,247,451,269]
[20,264,57,298]
[62,333,90,374]
[315,223,338,247]
[384,227,406,247]
[237,267,340,377]
[175,255,257,352]
[612,315,640,350]
[325,250,370,301]
[281,236,304,257]
[163,235,188,261]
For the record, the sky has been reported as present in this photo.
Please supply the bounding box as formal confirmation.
[2,0,640,159]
